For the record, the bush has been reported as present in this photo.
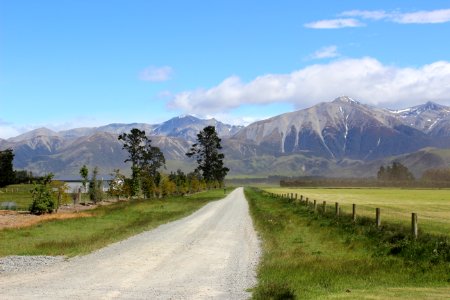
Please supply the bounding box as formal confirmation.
[89,167,104,203]
[29,184,56,214]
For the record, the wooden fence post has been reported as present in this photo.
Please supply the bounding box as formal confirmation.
[352,204,356,222]
[305,197,309,206]
[376,208,381,228]
[323,201,326,213]
[335,202,339,217]
[300,195,303,202]
[412,213,418,239]
[313,200,317,212]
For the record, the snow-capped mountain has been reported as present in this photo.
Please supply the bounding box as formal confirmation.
[152,115,243,141]
[2,98,450,177]
[231,96,432,160]
[388,101,450,133]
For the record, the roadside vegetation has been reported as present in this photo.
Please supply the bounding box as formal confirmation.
[0,125,230,215]
[0,188,231,257]
[246,188,450,299]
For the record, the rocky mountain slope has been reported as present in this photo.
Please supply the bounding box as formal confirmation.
[2,97,450,178]
[231,97,436,160]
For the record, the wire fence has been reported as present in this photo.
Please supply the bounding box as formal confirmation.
[268,192,445,239]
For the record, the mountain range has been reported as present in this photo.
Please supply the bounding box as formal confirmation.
[2,96,450,179]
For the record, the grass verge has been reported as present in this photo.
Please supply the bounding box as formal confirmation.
[246,187,450,299]
[0,188,232,257]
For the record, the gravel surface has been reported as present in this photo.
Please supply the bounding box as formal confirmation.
[0,187,261,299]
[0,256,66,273]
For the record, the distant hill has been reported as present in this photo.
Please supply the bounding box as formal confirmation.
[2,98,450,178]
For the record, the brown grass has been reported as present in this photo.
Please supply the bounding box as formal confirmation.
[0,210,92,229]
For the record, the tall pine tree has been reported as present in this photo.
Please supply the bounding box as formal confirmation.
[0,149,15,187]
[118,128,165,196]
[186,126,229,187]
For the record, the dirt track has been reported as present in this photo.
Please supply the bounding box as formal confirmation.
[0,187,260,299]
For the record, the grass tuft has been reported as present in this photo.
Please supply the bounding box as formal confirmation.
[252,282,296,300]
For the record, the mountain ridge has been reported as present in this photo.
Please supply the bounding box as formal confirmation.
[2,98,450,178]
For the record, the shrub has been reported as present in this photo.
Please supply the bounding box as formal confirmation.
[29,184,56,214]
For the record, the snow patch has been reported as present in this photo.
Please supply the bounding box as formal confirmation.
[390,108,412,114]
[428,119,440,130]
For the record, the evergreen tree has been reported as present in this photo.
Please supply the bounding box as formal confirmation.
[186,126,229,187]
[141,142,166,178]
[377,162,414,181]
[0,149,15,187]
[79,165,89,192]
[118,128,165,196]
[89,166,103,203]
[377,166,386,180]
[422,168,450,182]
[29,174,56,215]
[118,128,146,195]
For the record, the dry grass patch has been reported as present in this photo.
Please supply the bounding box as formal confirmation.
[0,210,93,229]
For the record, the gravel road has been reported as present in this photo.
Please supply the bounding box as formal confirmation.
[0,187,261,299]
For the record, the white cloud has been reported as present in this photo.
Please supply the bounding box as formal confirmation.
[308,8,450,29]
[168,58,450,114]
[139,66,173,82]
[0,117,108,140]
[206,113,267,127]
[340,8,450,24]
[340,10,389,20]
[310,45,340,59]
[393,9,450,24]
[0,125,21,140]
[0,119,27,139]
[304,18,364,29]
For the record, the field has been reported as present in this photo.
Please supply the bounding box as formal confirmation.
[264,187,450,236]
[0,184,33,210]
[246,188,450,299]
[0,188,231,257]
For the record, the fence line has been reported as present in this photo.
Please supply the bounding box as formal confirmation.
[270,192,419,239]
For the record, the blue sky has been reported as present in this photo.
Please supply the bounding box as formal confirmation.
[1,0,450,138]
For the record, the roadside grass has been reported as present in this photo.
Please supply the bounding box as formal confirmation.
[0,184,33,210]
[246,188,450,299]
[265,187,450,236]
[0,188,232,257]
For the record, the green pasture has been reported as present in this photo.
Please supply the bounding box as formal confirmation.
[265,187,450,236]
[0,184,34,210]
[246,188,450,299]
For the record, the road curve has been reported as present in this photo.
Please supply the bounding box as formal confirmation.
[0,187,260,299]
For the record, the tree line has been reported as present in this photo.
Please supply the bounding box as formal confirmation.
[0,149,36,187]
[0,125,229,214]
[108,125,229,199]
[281,162,450,188]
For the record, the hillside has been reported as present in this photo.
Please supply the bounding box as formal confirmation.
[2,97,450,178]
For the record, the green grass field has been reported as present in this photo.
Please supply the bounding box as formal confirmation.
[0,184,34,210]
[264,187,450,236]
[246,188,450,299]
[0,188,230,257]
